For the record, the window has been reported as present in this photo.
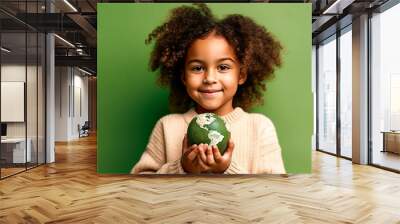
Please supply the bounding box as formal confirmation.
[371,3,400,171]
[317,35,337,154]
[339,27,352,158]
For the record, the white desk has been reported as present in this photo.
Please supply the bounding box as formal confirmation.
[1,138,31,163]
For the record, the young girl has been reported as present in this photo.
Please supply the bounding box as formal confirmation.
[131,3,286,174]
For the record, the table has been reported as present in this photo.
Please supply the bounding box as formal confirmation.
[381,131,400,154]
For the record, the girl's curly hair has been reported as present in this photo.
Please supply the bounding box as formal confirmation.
[146,3,282,113]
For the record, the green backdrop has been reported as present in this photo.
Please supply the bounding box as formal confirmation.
[97,3,312,174]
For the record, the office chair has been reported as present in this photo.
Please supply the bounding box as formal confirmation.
[79,121,90,138]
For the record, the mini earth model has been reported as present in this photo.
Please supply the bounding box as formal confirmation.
[187,113,231,154]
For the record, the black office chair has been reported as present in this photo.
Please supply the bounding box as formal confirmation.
[79,121,90,138]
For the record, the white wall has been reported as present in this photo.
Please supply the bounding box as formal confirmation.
[1,63,46,164]
[1,64,39,138]
[55,66,70,141]
[1,64,25,81]
[77,71,89,139]
[1,82,25,122]
[55,66,89,141]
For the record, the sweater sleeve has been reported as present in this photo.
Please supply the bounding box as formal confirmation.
[254,116,286,174]
[130,119,186,174]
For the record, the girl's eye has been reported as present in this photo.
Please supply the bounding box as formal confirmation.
[218,64,231,72]
[190,65,204,73]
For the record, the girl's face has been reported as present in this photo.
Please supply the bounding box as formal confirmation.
[183,32,246,115]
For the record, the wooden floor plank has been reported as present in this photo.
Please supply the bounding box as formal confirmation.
[0,134,400,223]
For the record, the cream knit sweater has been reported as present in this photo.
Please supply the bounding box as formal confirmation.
[131,107,286,174]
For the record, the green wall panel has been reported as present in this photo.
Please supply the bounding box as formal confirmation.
[98,3,312,174]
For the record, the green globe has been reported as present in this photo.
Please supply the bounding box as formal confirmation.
[187,113,231,154]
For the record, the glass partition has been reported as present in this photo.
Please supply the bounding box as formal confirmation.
[0,1,46,179]
[1,30,28,177]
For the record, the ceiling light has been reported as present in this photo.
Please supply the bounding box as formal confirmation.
[322,0,354,15]
[54,34,75,48]
[1,47,11,53]
[76,48,85,55]
[78,67,93,76]
[63,0,78,12]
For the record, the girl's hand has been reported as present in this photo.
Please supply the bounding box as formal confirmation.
[180,134,211,174]
[197,138,235,174]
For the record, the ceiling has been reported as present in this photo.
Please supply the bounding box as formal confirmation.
[0,0,392,75]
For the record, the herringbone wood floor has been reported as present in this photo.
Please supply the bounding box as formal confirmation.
[1,134,400,224]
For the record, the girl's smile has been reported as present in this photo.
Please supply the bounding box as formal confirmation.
[183,31,247,116]
[199,88,223,99]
